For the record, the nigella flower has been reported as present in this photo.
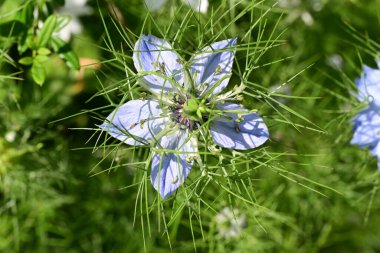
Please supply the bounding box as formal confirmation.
[100,35,269,198]
[145,0,208,13]
[351,61,380,169]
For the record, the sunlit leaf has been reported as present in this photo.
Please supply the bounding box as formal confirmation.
[18,56,33,65]
[55,15,72,32]
[31,61,46,85]
[34,55,49,63]
[37,15,57,48]
[37,47,51,56]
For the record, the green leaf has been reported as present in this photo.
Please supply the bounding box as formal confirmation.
[51,36,80,70]
[31,61,46,86]
[18,57,33,65]
[55,15,72,32]
[37,15,57,48]
[37,48,51,55]
[34,55,49,63]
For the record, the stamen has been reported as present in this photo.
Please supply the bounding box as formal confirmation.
[172,176,178,184]
[140,92,147,101]
[192,71,198,81]
[214,65,222,74]
[235,115,244,123]
[159,62,166,75]
[151,61,167,75]
[186,155,196,163]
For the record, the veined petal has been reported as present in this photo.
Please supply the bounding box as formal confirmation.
[210,103,269,150]
[99,100,166,146]
[182,0,208,13]
[151,131,197,198]
[355,64,380,106]
[190,37,237,96]
[370,141,380,157]
[369,142,380,170]
[133,34,184,95]
[351,108,380,148]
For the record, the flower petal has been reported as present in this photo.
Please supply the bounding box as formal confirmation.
[369,142,380,170]
[151,131,196,198]
[182,0,208,13]
[210,103,269,150]
[99,100,166,146]
[133,34,184,95]
[190,37,237,96]
[356,64,380,106]
[351,108,380,148]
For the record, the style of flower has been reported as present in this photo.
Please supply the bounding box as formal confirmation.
[100,34,269,198]
[145,0,208,13]
[56,0,92,42]
[351,61,380,169]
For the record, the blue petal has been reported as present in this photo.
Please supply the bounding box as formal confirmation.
[190,38,237,96]
[210,103,269,150]
[370,143,380,170]
[351,108,380,148]
[355,64,380,106]
[99,100,166,146]
[133,35,184,95]
[150,132,196,198]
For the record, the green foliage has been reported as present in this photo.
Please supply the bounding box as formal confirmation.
[51,36,80,70]
[0,0,79,86]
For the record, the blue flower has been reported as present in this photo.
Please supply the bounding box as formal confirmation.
[355,61,380,106]
[100,35,269,198]
[351,61,380,169]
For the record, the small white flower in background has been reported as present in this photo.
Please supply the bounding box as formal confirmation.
[279,0,325,26]
[310,0,324,11]
[215,207,246,240]
[5,131,16,143]
[56,0,93,42]
[145,0,208,13]
[144,0,166,11]
[326,54,343,70]
[269,83,292,105]
[279,0,325,11]
[278,0,301,8]
[300,11,314,26]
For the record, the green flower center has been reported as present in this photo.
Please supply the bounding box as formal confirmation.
[183,98,207,121]
[183,98,199,115]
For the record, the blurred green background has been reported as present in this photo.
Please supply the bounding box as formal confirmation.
[1,0,380,252]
